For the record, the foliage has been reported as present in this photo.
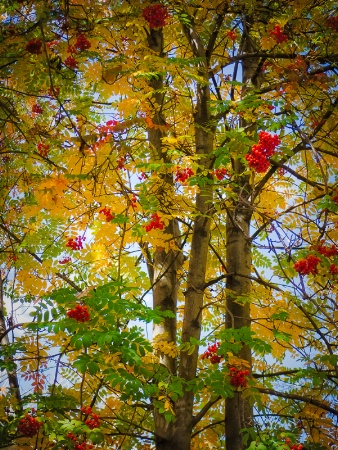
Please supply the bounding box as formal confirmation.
[0,0,338,449]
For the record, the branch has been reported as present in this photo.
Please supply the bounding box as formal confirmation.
[0,323,25,342]
[256,387,338,416]
[191,419,225,438]
[270,161,325,190]
[0,223,82,292]
[253,369,338,378]
[192,395,222,427]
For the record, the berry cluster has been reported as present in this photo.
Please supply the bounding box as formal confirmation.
[32,104,43,114]
[130,195,137,209]
[285,438,303,450]
[64,55,78,69]
[67,304,90,322]
[269,25,288,44]
[144,213,164,232]
[138,171,148,181]
[99,207,114,222]
[330,264,338,275]
[332,192,338,204]
[213,168,229,180]
[294,255,321,276]
[226,30,237,41]
[117,156,126,170]
[75,34,91,52]
[67,433,93,450]
[245,131,280,173]
[229,367,249,388]
[37,143,50,157]
[81,406,101,429]
[315,242,338,257]
[66,236,85,250]
[26,38,42,54]
[142,4,170,28]
[18,413,43,437]
[326,15,338,31]
[201,342,223,364]
[175,167,194,183]
[59,257,72,264]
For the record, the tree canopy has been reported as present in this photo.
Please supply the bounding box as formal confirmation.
[0,1,338,449]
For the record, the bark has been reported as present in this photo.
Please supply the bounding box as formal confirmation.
[225,16,263,450]
[146,21,214,447]
[0,275,21,406]
[145,27,182,446]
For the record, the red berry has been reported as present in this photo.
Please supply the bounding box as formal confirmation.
[26,38,43,54]
[37,142,50,157]
[142,4,170,28]
[66,236,85,250]
[226,30,237,41]
[213,168,229,180]
[32,104,43,114]
[269,25,288,44]
[59,257,72,264]
[229,367,249,388]
[245,132,280,173]
[143,212,164,232]
[294,255,321,275]
[18,414,43,437]
[64,56,78,69]
[201,342,223,364]
[175,167,194,183]
[67,304,90,322]
[99,207,114,222]
[326,15,338,31]
[74,34,91,52]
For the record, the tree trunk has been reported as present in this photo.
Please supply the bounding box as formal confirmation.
[0,275,21,405]
[145,26,181,447]
[225,16,263,450]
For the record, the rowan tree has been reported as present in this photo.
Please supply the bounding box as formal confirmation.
[0,1,338,450]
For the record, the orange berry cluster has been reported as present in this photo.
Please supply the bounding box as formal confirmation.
[229,367,249,388]
[18,413,43,437]
[67,304,90,322]
[294,255,321,275]
[67,433,93,450]
[26,38,42,54]
[285,438,303,450]
[99,207,114,222]
[201,342,223,364]
[81,406,100,430]
[143,212,164,232]
[66,236,85,250]
[269,25,288,43]
[37,143,50,157]
[142,4,169,28]
[175,167,194,183]
[245,131,280,173]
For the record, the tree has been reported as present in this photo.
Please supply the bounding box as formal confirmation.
[0,1,338,449]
